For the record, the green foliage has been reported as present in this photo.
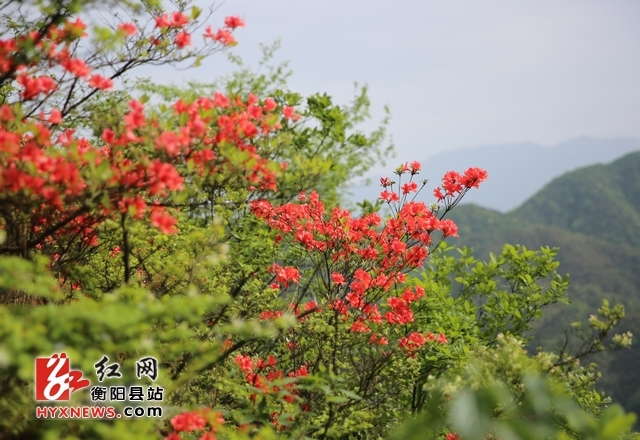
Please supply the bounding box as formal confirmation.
[394,336,639,440]
[428,244,570,343]
[447,151,640,421]
[405,244,630,420]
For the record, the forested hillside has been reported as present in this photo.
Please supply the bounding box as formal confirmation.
[448,150,640,420]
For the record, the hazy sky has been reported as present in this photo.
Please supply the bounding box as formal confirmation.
[139,0,640,173]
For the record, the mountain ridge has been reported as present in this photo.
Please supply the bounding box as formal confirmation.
[349,136,640,212]
[510,151,640,245]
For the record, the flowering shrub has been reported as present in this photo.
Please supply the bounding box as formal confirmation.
[0,0,269,293]
[0,1,635,440]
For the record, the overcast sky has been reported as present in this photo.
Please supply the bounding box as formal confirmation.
[139,0,640,174]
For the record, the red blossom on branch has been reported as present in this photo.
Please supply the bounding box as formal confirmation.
[150,210,178,234]
[88,74,113,90]
[224,16,245,29]
[175,31,192,48]
[204,27,236,46]
[268,263,301,287]
[117,22,138,36]
[60,57,91,77]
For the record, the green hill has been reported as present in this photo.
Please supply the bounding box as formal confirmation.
[512,152,640,246]
[446,150,640,418]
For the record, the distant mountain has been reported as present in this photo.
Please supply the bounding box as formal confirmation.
[349,136,640,212]
[445,151,640,422]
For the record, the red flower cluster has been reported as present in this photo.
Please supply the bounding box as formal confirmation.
[235,355,309,431]
[16,75,57,99]
[233,353,310,405]
[247,163,486,389]
[117,22,138,36]
[434,167,488,201]
[224,16,245,29]
[268,263,301,288]
[171,411,206,431]
[259,300,318,322]
[154,12,190,29]
[1,85,288,244]
[175,31,191,48]
[369,333,389,345]
[166,409,225,440]
[151,11,243,50]
[398,331,448,357]
[0,10,301,307]
[203,16,245,47]
[1,18,117,99]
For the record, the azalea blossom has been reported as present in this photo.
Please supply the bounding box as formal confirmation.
[224,16,245,29]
